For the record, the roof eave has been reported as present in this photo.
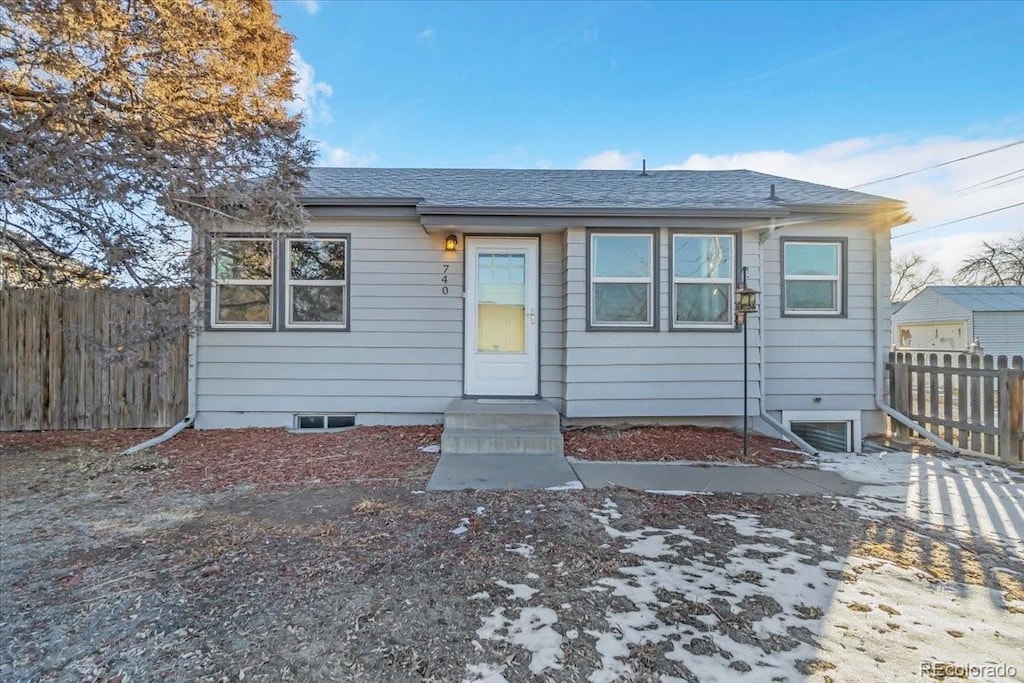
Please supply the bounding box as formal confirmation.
[414,205,792,218]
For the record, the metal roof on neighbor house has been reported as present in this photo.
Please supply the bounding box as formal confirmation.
[301,168,901,212]
[928,285,1024,312]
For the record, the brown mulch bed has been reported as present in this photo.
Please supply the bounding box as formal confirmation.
[0,428,165,456]
[563,425,804,465]
[151,426,442,491]
[1,425,442,492]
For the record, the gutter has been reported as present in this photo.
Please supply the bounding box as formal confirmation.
[121,283,201,456]
[753,221,819,456]
[870,225,958,453]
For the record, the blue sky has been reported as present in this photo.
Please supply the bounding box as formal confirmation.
[277,0,1024,276]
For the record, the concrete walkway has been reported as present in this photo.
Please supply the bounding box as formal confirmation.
[571,459,861,495]
[427,453,581,491]
[427,453,862,495]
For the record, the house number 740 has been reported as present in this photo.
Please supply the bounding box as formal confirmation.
[441,264,449,295]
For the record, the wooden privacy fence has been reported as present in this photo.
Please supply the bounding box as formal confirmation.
[886,351,1024,465]
[1,288,188,431]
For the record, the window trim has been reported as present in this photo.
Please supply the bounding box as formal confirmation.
[783,410,861,453]
[585,228,659,331]
[780,237,848,318]
[209,236,275,330]
[284,235,350,330]
[669,230,741,332]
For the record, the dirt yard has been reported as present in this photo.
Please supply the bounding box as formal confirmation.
[1,429,1022,682]
[563,425,802,465]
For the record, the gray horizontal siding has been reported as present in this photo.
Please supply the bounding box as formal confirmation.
[562,226,762,418]
[763,220,883,416]
[196,219,566,428]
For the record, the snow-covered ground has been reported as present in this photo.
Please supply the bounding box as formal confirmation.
[463,455,1024,683]
[819,451,1024,558]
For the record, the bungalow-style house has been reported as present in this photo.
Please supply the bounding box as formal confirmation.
[193,168,904,454]
[893,285,1024,356]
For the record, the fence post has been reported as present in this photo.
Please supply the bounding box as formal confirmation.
[999,356,1024,466]
[893,352,911,438]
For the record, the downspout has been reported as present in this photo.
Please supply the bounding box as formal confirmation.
[871,222,957,453]
[754,219,819,455]
[121,294,199,455]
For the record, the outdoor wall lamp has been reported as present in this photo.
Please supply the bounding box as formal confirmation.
[736,267,760,458]
[445,234,458,252]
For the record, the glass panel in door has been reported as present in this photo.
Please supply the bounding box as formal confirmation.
[477,253,526,353]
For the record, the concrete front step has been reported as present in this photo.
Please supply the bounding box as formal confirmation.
[441,429,564,456]
[441,398,564,456]
[443,398,560,432]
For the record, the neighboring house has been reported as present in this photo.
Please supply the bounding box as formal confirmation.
[893,285,1024,357]
[0,233,109,288]
[192,168,904,452]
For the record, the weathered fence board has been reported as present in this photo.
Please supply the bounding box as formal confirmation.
[886,351,1024,465]
[0,288,188,431]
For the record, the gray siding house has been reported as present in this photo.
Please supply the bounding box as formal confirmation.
[193,168,904,451]
[893,285,1024,356]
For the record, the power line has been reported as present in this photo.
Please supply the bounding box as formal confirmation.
[849,140,1024,189]
[956,167,1024,193]
[892,202,1024,239]
[958,172,1024,196]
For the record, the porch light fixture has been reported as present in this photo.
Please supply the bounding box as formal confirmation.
[445,234,458,252]
[735,267,760,458]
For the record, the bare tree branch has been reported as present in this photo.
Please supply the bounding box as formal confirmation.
[954,233,1024,286]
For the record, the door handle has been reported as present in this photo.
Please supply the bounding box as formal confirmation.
[529,308,536,325]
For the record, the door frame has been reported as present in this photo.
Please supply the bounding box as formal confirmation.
[462,234,542,398]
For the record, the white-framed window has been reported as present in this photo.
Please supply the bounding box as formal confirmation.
[589,232,655,328]
[672,233,735,328]
[286,237,348,328]
[211,237,274,328]
[782,239,844,315]
[783,410,861,452]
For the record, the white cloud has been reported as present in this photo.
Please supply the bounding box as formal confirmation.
[297,0,320,15]
[577,149,642,170]
[655,135,1024,278]
[416,28,436,43]
[318,144,378,167]
[286,50,333,123]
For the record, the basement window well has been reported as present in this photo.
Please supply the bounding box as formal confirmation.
[783,411,861,453]
[295,414,356,430]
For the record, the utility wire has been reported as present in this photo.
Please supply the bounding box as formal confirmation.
[892,202,1024,239]
[849,140,1024,189]
[956,167,1024,193]
[958,173,1024,197]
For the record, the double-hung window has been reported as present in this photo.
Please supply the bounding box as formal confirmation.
[286,237,348,328]
[672,233,735,328]
[589,232,655,328]
[782,239,845,316]
[211,238,274,327]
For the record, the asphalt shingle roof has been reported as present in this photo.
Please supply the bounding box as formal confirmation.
[301,168,899,211]
[929,285,1024,312]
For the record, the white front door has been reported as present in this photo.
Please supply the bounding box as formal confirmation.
[464,237,540,396]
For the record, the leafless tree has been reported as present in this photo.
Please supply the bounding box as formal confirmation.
[1,0,315,355]
[954,232,1024,286]
[891,252,943,302]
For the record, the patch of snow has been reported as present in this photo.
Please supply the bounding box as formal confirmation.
[451,518,470,535]
[462,662,507,683]
[566,628,579,640]
[476,607,563,675]
[411,490,425,495]
[526,572,540,580]
[644,489,713,496]
[475,506,486,517]
[546,480,584,491]
[494,579,538,601]
[417,443,441,453]
[468,591,491,601]
[505,543,535,559]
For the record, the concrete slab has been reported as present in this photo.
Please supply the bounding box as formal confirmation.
[571,459,861,496]
[427,453,581,491]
